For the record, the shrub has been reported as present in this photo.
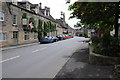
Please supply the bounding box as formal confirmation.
[83,32,88,38]
[92,35,120,57]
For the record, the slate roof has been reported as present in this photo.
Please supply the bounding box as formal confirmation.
[56,19,68,29]
[10,2,56,23]
[9,2,70,29]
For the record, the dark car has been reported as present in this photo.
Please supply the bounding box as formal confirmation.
[52,37,59,42]
[61,35,66,40]
[56,35,63,40]
[39,36,54,43]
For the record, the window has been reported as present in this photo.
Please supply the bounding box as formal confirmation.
[13,32,18,38]
[34,33,38,39]
[26,4,30,10]
[24,32,29,40]
[0,33,7,42]
[13,15,17,25]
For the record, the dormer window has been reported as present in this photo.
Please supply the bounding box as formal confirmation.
[35,6,39,14]
[26,3,30,10]
[44,7,50,16]
[44,10,46,16]
[48,11,50,16]
[46,11,48,16]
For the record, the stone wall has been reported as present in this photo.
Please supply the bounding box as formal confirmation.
[56,27,63,35]
[89,46,120,65]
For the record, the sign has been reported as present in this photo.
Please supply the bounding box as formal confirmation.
[0,12,4,21]
[22,19,27,25]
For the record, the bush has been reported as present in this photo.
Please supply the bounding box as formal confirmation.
[83,32,88,38]
[92,36,120,57]
[91,36,101,44]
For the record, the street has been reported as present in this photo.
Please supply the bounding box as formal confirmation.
[2,37,89,78]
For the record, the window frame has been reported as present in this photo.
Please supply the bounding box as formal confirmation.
[34,33,38,39]
[24,32,29,40]
[13,14,17,25]
[0,32,7,42]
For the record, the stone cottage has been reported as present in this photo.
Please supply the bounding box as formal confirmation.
[0,1,69,47]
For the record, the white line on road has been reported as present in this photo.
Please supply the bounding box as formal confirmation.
[32,47,47,53]
[32,50,39,53]
[0,56,20,63]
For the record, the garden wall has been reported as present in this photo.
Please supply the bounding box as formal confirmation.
[89,46,120,65]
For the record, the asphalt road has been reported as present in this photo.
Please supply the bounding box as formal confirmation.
[2,37,89,78]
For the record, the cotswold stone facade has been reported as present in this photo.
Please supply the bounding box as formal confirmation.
[0,1,69,47]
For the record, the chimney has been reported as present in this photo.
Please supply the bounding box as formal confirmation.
[39,2,42,9]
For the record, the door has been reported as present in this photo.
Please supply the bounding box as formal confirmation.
[12,31,18,45]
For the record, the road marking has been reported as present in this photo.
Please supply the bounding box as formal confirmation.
[32,50,39,53]
[32,47,47,53]
[0,56,20,63]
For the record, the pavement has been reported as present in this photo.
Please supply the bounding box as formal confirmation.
[1,42,39,51]
[55,45,115,78]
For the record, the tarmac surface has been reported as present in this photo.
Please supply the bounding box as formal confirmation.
[55,46,114,78]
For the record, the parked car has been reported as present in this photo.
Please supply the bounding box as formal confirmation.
[65,34,71,39]
[68,34,74,38]
[52,37,59,42]
[39,36,54,43]
[61,35,66,40]
[56,35,64,40]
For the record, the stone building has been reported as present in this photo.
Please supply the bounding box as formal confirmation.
[0,2,4,46]
[0,1,68,47]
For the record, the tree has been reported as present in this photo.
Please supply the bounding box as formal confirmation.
[37,19,43,39]
[69,2,119,37]
[44,22,49,36]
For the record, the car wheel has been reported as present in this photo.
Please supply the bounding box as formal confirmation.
[56,39,58,42]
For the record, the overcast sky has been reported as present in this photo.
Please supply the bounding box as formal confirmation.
[18,0,79,28]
